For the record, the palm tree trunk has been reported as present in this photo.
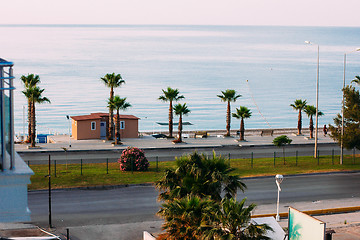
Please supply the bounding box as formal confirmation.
[226,101,231,136]
[297,109,302,135]
[309,116,314,139]
[283,147,286,165]
[108,87,114,140]
[27,99,32,142]
[115,110,120,144]
[31,101,36,147]
[178,114,182,142]
[169,100,173,138]
[240,118,245,141]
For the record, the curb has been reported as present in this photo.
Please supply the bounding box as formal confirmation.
[252,206,360,219]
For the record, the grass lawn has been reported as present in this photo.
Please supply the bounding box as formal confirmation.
[29,155,360,190]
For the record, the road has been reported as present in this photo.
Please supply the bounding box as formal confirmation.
[19,143,355,164]
[28,172,360,228]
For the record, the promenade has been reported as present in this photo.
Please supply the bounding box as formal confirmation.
[15,129,336,153]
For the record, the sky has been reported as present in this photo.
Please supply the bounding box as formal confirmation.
[2,0,360,26]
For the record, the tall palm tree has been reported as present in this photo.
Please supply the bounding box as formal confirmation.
[21,74,41,141]
[22,86,50,147]
[217,89,241,137]
[108,96,131,145]
[232,106,252,141]
[100,73,125,140]
[173,103,190,143]
[351,76,360,85]
[158,87,185,138]
[304,105,324,139]
[290,99,307,135]
[155,152,246,202]
[203,198,272,240]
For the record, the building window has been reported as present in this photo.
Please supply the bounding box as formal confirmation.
[120,121,125,129]
[91,121,96,130]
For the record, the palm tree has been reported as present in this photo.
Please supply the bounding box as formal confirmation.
[351,76,360,85]
[157,195,217,240]
[22,86,50,147]
[173,103,190,142]
[304,105,324,139]
[290,99,307,135]
[108,96,131,145]
[203,198,272,240]
[155,152,246,202]
[21,74,41,141]
[217,89,241,137]
[273,135,292,165]
[232,106,252,141]
[100,73,125,140]
[158,87,185,138]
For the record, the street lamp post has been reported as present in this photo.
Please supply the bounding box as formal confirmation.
[305,41,320,158]
[66,115,71,148]
[275,174,283,221]
[341,49,360,164]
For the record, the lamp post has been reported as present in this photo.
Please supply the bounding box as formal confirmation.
[341,48,360,164]
[66,115,71,148]
[305,41,320,158]
[275,174,283,221]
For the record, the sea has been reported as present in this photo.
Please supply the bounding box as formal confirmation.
[0,25,359,135]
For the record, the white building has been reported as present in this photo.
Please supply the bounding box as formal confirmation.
[0,58,33,222]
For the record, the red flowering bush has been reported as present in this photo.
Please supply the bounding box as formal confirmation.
[118,147,149,171]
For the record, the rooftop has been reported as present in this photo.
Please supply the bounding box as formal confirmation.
[0,58,14,66]
[71,112,139,121]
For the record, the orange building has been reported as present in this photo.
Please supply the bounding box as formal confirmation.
[71,112,139,140]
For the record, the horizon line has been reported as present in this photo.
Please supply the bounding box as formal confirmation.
[0,23,359,28]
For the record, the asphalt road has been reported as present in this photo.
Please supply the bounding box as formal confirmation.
[19,143,354,164]
[28,172,360,228]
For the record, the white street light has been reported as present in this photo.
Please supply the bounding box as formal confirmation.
[275,174,283,221]
[341,48,360,164]
[66,115,71,148]
[305,41,320,158]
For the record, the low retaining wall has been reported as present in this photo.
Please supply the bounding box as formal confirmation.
[141,128,313,137]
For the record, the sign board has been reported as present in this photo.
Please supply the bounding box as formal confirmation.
[288,207,326,240]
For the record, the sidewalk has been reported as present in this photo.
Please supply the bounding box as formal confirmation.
[15,131,336,153]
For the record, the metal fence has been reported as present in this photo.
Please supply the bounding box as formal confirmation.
[26,147,360,177]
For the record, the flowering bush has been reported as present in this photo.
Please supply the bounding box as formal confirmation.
[118,147,149,171]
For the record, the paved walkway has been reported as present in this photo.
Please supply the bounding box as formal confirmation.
[15,131,336,153]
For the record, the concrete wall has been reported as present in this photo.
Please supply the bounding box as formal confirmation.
[73,119,101,140]
[143,231,156,240]
[0,153,33,222]
[119,118,138,138]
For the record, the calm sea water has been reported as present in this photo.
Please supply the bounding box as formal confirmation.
[0,25,359,134]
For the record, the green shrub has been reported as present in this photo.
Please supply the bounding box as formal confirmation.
[118,147,149,171]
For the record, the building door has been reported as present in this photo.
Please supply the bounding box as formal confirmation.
[100,122,106,139]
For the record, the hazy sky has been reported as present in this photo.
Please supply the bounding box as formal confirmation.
[2,0,360,26]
